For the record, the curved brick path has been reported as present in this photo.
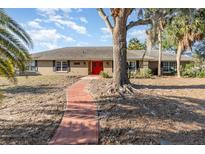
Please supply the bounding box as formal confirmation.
[49,76,99,144]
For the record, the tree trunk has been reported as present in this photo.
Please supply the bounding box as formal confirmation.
[176,42,182,78]
[158,30,162,76]
[140,30,152,68]
[112,16,129,90]
[146,30,152,56]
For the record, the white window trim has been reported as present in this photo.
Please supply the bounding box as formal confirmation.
[56,61,68,72]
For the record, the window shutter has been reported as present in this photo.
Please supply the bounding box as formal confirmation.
[136,61,139,70]
[53,60,56,71]
[35,60,38,71]
[67,60,70,72]
[161,62,163,67]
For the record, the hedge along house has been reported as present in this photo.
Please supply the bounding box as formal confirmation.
[28,46,192,76]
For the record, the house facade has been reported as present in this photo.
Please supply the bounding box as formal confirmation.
[28,47,192,76]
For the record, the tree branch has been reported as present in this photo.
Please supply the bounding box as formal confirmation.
[97,8,113,33]
[125,8,134,18]
[126,19,151,30]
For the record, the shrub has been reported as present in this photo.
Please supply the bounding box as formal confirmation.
[129,68,152,78]
[139,68,152,78]
[196,70,205,78]
[99,71,110,78]
[182,63,205,78]
[182,63,196,77]
[170,66,177,75]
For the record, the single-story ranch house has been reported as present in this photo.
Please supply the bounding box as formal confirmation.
[27,46,192,76]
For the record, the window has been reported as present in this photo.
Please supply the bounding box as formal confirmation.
[56,61,68,72]
[128,61,139,72]
[62,61,68,71]
[26,61,36,72]
[56,61,61,71]
[162,62,176,73]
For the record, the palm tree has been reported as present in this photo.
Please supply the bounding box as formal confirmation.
[163,9,205,77]
[0,9,33,82]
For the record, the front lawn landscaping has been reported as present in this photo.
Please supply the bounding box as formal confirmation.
[89,77,205,144]
[0,75,79,144]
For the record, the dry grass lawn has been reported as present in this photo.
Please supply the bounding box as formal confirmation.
[0,75,79,144]
[89,77,205,145]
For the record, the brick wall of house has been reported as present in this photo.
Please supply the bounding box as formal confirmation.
[103,60,113,76]
[37,60,89,76]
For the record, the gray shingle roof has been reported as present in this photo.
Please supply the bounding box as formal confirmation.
[146,50,192,61]
[31,46,193,61]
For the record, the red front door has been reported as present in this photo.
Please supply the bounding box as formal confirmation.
[92,61,103,75]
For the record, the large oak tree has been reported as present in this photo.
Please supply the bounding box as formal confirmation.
[97,8,150,91]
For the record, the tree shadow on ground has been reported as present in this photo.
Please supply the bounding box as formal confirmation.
[3,86,56,94]
[0,100,98,145]
[132,83,205,90]
[99,128,205,145]
[0,102,65,144]
[50,116,98,145]
[97,92,205,144]
[0,120,58,144]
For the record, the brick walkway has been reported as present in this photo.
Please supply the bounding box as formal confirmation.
[49,76,99,144]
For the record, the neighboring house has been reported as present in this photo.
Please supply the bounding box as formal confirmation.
[27,46,192,76]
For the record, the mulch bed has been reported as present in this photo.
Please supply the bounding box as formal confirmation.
[0,75,79,144]
[88,77,205,144]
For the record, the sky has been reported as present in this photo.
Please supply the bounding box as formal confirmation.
[5,8,148,53]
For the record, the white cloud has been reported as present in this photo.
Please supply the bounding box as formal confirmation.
[57,19,87,34]
[28,21,42,29]
[24,9,83,51]
[26,24,74,50]
[74,8,82,12]
[79,17,88,23]
[101,27,110,34]
[29,29,73,42]
[100,27,112,41]
[36,8,65,16]
[34,18,42,23]
[36,8,87,34]
[127,29,146,42]
[75,41,89,46]
[60,8,72,14]
[48,15,86,34]
[39,42,59,50]
[54,23,65,29]
[60,35,74,42]
[37,8,74,15]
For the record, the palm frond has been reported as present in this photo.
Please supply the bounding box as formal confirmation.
[0,9,33,81]
[0,9,33,48]
[0,45,25,70]
[0,32,31,62]
[0,58,16,82]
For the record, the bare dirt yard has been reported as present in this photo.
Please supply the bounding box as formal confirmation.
[0,75,78,144]
[89,77,205,145]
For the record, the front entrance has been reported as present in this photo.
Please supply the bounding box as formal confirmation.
[92,61,103,75]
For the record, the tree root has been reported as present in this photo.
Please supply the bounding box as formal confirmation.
[103,83,139,97]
